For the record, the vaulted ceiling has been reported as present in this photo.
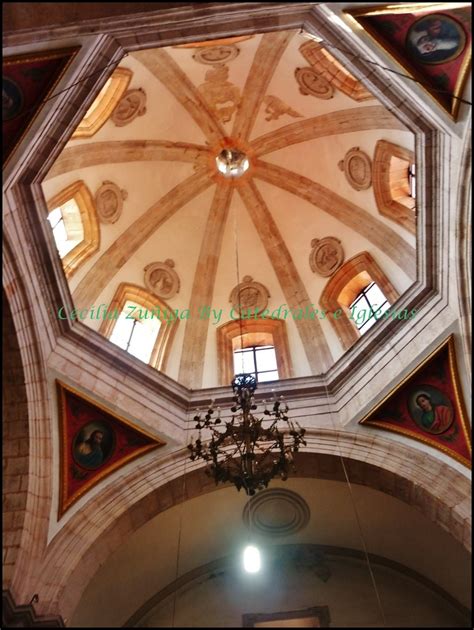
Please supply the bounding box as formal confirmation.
[42,29,416,389]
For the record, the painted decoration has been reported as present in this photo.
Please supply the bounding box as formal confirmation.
[345,4,471,118]
[3,48,78,164]
[359,336,471,467]
[57,381,165,516]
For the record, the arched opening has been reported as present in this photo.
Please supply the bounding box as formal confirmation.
[99,283,178,372]
[320,252,399,350]
[373,139,416,234]
[217,319,293,386]
[46,180,100,278]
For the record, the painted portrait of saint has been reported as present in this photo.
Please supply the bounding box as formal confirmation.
[406,14,466,65]
[72,421,115,470]
[408,386,454,435]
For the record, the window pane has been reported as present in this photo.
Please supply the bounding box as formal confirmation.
[365,283,388,306]
[255,347,277,371]
[109,313,134,349]
[258,370,279,383]
[52,219,68,248]
[128,321,153,363]
[233,349,255,374]
[47,207,62,229]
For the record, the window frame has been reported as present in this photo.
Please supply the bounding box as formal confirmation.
[71,67,132,139]
[217,319,292,386]
[320,251,399,350]
[373,139,416,234]
[233,344,279,383]
[99,283,178,372]
[47,180,100,278]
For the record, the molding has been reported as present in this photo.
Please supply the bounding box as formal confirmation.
[2,590,65,627]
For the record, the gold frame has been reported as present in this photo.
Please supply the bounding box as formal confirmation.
[71,67,132,139]
[46,180,100,278]
[359,335,471,467]
[344,3,472,119]
[3,47,79,165]
[57,380,166,517]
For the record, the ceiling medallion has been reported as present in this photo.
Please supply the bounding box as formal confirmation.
[309,237,344,277]
[338,147,372,190]
[95,181,127,224]
[144,259,180,300]
[242,488,310,537]
[111,88,146,127]
[193,45,240,65]
[229,275,270,315]
[188,373,307,496]
[295,67,334,99]
[215,148,250,178]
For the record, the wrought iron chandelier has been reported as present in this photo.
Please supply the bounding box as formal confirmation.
[188,373,306,495]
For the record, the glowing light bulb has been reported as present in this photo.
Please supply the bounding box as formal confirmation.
[243,545,261,573]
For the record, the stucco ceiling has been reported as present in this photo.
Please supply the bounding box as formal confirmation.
[42,30,416,389]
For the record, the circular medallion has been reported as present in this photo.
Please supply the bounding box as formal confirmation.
[95,181,127,224]
[408,385,455,435]
[295,67,333,99]
[144,260,180,300]
[193,45,239,65]
[338,147,372,191]
[309,237,344,277]
[112,88,147,127]
[406,14,466,65]
[230,275,269,315]
[243,489,310,537]
[72,420,115,471]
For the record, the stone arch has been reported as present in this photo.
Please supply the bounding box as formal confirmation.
[31,431,470,620]
[2,290,29,589]
[2,239,53,606]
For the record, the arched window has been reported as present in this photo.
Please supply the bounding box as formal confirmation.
[373,139,416,234]
[299,40,374,101]
[71,68,132,139]
[217,319,292,386]
[320,252,399,350]
[99,283,178,371]
[47,181,99,278]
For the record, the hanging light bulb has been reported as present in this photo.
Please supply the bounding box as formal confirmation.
[243,545,261,573]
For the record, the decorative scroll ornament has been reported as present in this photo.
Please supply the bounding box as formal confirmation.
[295,67,333,99]
[111,88,146,127]
[263,95,303,121]
[193,45,239,65]
[309,237,344,277]
[229,275,270,315]
[197,64,241,123]
[144,259,180,300]
[95,181,127,224]
[338,147,372,191]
